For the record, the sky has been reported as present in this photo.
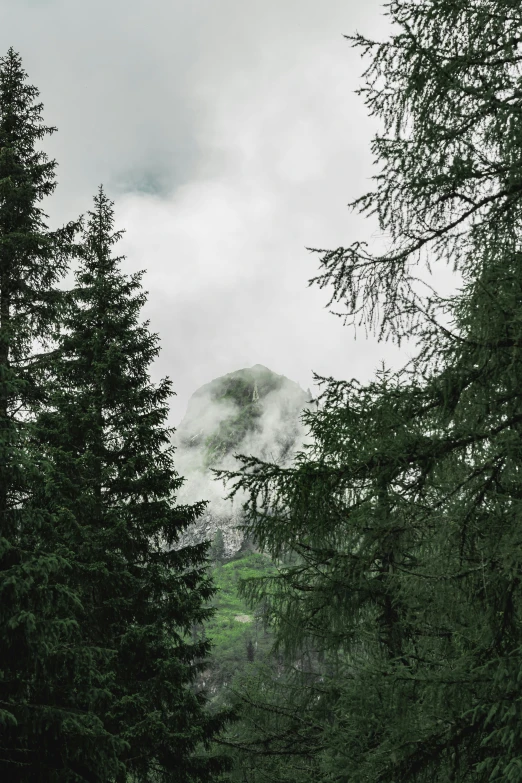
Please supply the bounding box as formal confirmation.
[2,0,463,430]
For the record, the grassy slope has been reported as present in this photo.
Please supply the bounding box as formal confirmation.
[202,551,278,705]
[178,366,309,703]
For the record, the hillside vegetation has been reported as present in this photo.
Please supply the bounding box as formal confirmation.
[199,551,278,706]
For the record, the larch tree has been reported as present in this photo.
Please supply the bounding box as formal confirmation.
[211,366,440,783]
[0,47,124,782]
[211,0,522,781]
[32,185,235,782]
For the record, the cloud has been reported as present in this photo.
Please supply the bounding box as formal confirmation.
[170,371,317,555]
[2,0,464,435]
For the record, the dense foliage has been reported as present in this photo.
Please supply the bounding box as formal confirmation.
[0,46,110,781]
[0,48,234,782]
[31,185,235,782]
[210,1,522,781]
[195,552,278,707]
[3,0,522,780]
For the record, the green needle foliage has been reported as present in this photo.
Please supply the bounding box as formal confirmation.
[210,530,226,566]
[0,47,109,781]
[211,1,522,781]
[32,185,235,781]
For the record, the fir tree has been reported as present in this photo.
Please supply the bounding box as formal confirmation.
[34,185,234,781]
[0,47,124,781]
[210,529,226,565]
[211,0,522,780]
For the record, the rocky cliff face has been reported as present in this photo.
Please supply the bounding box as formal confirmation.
[170,364,315,559]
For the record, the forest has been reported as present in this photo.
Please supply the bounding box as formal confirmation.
[1,0,522,780]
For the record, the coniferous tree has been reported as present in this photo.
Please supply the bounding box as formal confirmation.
[211,1,522,781]
[33,185,234,782]
[0,47,124,781]
[210,529,226,565]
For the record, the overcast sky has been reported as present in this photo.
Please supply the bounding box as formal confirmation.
[3,0,462,429]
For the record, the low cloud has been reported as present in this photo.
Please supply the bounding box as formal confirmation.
[170,370,317,553]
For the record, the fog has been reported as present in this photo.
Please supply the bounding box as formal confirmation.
[170,366,318,554]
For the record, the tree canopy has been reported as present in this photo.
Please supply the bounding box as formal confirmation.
[0,46,102,782]
[210,1,522,780]
[0,46,235,781]
[32,184,235,782]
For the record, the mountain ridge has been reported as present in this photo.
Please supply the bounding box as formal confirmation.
[170,364,315,558]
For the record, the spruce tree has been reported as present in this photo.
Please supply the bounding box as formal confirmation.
[0,47,127,781]
[33,185,234,782]
[211,0,522,780]
[210,529,226,565]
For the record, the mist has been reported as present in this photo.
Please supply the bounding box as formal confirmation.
[169,368,318,556]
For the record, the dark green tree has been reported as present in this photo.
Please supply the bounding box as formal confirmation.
[0,47,124,781]
[211,0,522,781]
[211,367,435,783]
[214,655,329,783]
[210,529,226,565]
[33,185,234,781]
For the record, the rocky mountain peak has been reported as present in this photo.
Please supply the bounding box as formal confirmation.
[170,365,315,559]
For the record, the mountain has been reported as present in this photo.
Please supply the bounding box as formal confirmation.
[170,364,315,559]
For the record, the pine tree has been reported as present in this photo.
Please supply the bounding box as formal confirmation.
[0,47,125,781]
[33,185,234,781]
[210,529,226,565]
[211,0,522,780]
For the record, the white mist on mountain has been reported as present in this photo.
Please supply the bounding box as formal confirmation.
[169,365,317,557]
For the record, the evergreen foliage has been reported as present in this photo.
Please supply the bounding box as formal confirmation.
[213,656,333,783]
[210,529,226,565]
[210,1,522,780]
[31,184,235,781]
[200,553,277,705]
[0,46,114,781]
